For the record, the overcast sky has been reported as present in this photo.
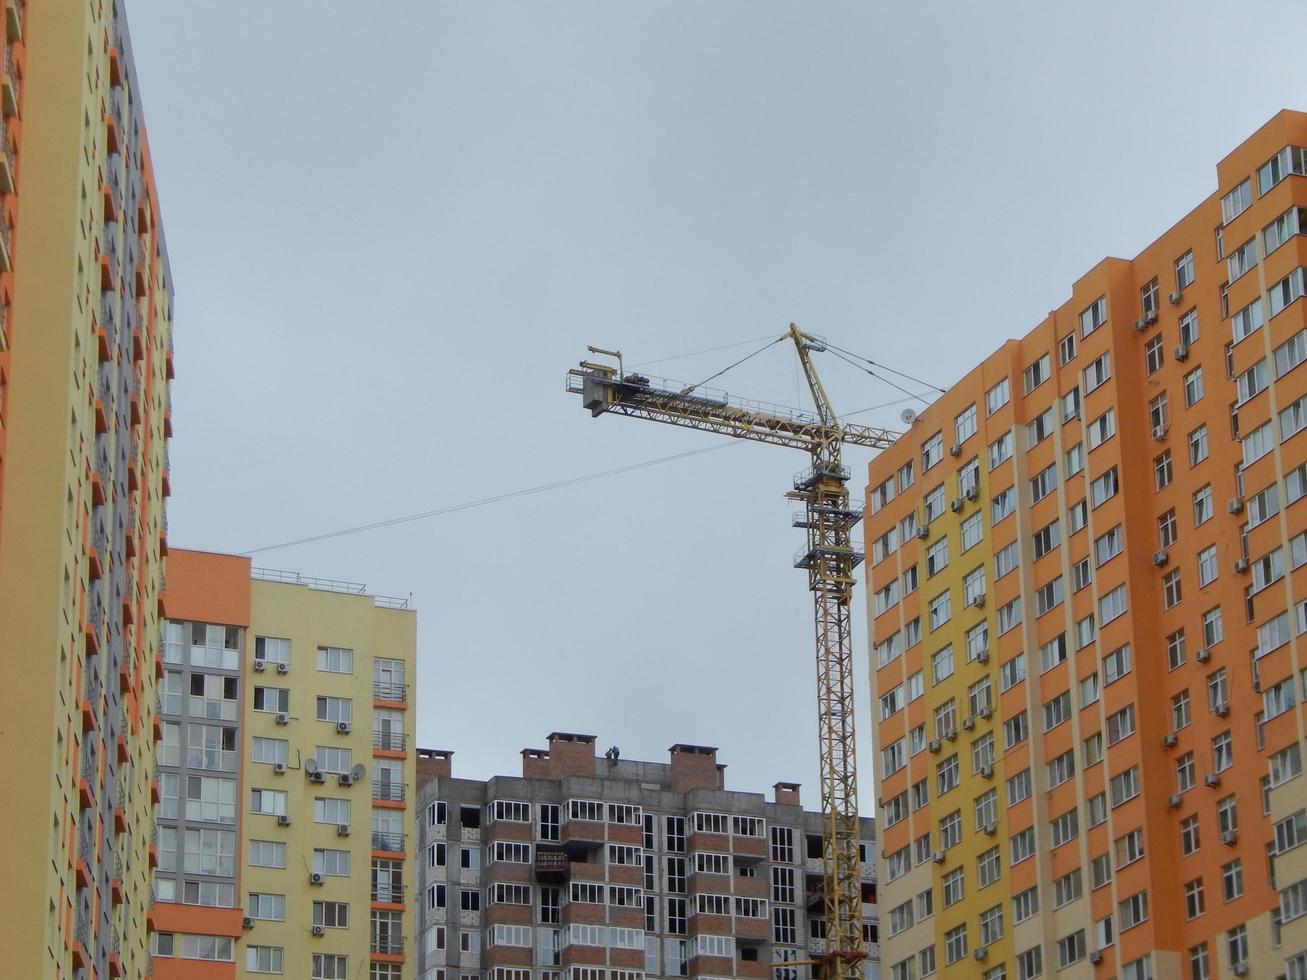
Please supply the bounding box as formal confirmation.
[128,1,1307,802]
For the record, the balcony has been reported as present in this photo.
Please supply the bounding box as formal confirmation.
[372,782,406,802]
[0,120,12,195]
[6,1,19,42]
[372,730,406,752]
[2,43,17,118]
[370,934,404,955]
[371,883,405,904]
[373,681,408,704]
[371,831,406,853]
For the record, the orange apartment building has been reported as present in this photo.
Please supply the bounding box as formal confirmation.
[865,109,1307,980]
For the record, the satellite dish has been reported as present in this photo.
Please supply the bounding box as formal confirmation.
[304,758,319,775]
[351,764,367,782]
[900,408,918,425]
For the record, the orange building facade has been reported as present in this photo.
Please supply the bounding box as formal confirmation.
[865,110,1307,980]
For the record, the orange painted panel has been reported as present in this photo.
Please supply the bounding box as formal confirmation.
[166,549,251,626]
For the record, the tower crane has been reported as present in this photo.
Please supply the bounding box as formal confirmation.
[566,325,898,980]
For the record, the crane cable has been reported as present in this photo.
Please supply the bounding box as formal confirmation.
[676,335,786,398]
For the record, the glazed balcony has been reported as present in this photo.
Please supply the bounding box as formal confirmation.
[1,43,17,118]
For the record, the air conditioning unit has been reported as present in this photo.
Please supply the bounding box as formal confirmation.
[309,872,325,886]
[979,767,994,781]
[242,915,254,929]
[1089,949,1103,964]
[945,730,958,742]
[276,662,289,674]
[1152,424,1169,441]
[1174,343,1190,362]
[1168,794,1182,808]
[308,770,325,784]
[337,824,350,837]
[973,946,988,962]
[1196,648,1210,663]
[950,499,964,513]
[1253,678,1262,693]
[1215,702,1230,717]
[252,659,267,672]
[978,706,993,720]
[1232,963,1248,977]
[1205,773,1221,787]
[1229,497,1245,514]
[916,526,930,540]
[1152,550,1169,567]
[273,762,288,775]
[969,594,986,608]
[311,924,326,937]
[275,712,290,726]
[276,815,292,827]
[949,444,962,458]
[338,773,354,786]
[1133,318,1148,333]
[928,739,941,754]
[962,717,975,731]
[1163,733,1177,748]
[336,721,352,735]
[1221,830,1238,845]
[1169,289,1182,305]
[1234,558,1250,573]
[931,850,945,864]
[1146,310,1158,325]
[975,649,990,664]
[964,485,979,502]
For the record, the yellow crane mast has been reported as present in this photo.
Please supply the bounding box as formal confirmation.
[566,324,897,979]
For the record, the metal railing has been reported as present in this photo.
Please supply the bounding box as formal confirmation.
[372,682,408,703]
[77,830,94,866]
[372,731,406,752]
[80,750,97,783]
[373,594,410,609]
[3,42,19,107]
[372,782,406,802]
[371,883,404,904]
[370,831,406,853]
[369,934,404,955]
[74,910,89,946]
[0,115,13,187]
[83,667,101,705]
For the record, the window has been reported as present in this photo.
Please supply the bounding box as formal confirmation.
[994,542,1018,579]
[316,696,352,724]
[1094,525,1123,566]
[977,846,1001,887]
[1000,654,1025,692]
[1260,145,1307,193]
[997,597,1021,635]
[1173,691,1191,731]
[1039,634,1068,673]
[1024,354,1051,394]
[251,788,287,817]
[1065,442,1084,476]
[313,848,351,877]
[1227,237,1257,282]
[250,839,286,868]
[1185,878,1205,920]
[1119,890,1149,931]
[955,404,977,443]
[253,686,289,713]
[1180,815,1200,855]
[989,432,1013,468]
[1175,251,1194,290]
[922,432,943,471]
[1183,367,1204,407]
[1227,924,1249,970]
[1011,827,1035,864]
[249,893,285,921]
[926,538,949,576]
[928,591,951,631]
[986,378,1010,414]
[1035,576,1063,616]
[1222,178,1252,222]
[1051,810,1078,849]
[931,646,954,684]
[316,646,354,674]
[1083,351,1111,392]
[1080,296,1107,336]
[937,755,959,796]
[1090,466,1118,506]
[1069,501,1088,534]
[1006,769,1031,806]
[1029,463,1057,503]
[944,924,968,965]
[1054,869,1083,907]
[1004,711,1028,749]
[1099,584,1126,624]
[1058,332,1077,365]
[1162,569,1182,608]
[1033,520,1060,559]
[1154,450,1172,489]
[311,954,348,980]
[1110,767,1140,806]
[1028,407,1054,444]
[1222,859,1243,901]
[1277,329,1307,378]
[1188,424,1209,465]
[991,487,1015,523]
[1044,692,1071,731]
[1062,386,1081,421]
[1282,392,1307,441]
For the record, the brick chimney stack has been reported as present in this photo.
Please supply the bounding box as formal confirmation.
[669,744,723,792]
[415,748,453,789]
